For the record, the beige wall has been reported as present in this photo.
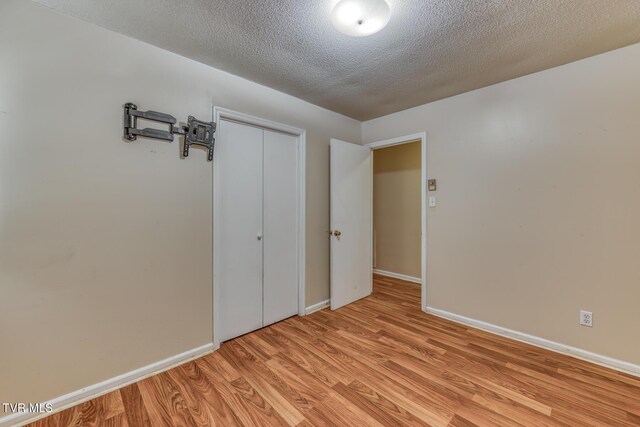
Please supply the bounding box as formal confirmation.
[363,42,640,365]
[373,141,422,278]
[0,0,360,405]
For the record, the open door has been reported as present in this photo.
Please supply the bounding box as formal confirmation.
[330,139,372,310]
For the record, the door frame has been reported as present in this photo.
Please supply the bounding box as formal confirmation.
[212,107,307,349]
[365,132,427,311]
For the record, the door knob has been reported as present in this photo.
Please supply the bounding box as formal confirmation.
[333,230,342,237]
[257,234,262,241]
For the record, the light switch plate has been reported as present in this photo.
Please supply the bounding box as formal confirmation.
[429,196,436,207]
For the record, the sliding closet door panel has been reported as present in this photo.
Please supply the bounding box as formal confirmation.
[217,120,264,342]
[263,130,298,326]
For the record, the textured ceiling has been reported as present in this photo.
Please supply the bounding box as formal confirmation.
[35,0,640,120]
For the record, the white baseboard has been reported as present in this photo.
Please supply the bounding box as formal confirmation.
[306,299,330,315]
[425,307,640,378]
[373,268,421,284]
[0,343,214,427]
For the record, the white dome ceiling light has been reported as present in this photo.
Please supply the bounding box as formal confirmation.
[331,0,391,37]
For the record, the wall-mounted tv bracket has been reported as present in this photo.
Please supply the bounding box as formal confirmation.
[123,103,215,161]
[183,116,216,161]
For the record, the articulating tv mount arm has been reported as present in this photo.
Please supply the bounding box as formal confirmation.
[123,103,216,161]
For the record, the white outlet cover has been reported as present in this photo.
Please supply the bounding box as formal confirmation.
[580,310,593,327]
[429,196,436,207]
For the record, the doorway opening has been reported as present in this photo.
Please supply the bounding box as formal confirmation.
[373,140,422,280]
[367,133,427,311]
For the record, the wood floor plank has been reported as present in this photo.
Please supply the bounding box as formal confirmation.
[137,373,200,426]
[304,391,386,427]
[219,342,305,426]
[119,383,152,427]
[27,276,640,426]
[469,391,559,427]
[169,361,243,426]
[448,414,479,427]
[265,357,331,408]
[268,326,355,385]
[455,398,524,427]
[101,413,129,427]
[335,380,431,427]
[228,376,290,426]
[235,351,316,414]
[195,355,276,426]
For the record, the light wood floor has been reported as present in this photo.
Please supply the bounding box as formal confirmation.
[29,275,640,426]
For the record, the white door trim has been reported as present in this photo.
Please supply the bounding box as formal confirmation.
[365,132,427,311]
[212,107,306,350]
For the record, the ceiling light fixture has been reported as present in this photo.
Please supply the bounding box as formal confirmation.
[331,0,391,37]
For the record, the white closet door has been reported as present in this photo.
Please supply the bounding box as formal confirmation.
[263,130,298,326]
[217,120,264,342]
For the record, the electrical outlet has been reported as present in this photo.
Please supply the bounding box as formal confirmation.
[580,310,593,327]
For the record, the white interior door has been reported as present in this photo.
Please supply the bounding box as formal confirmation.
[330,139,372,310]
[217,120,264,341]
[263,129,298,325]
